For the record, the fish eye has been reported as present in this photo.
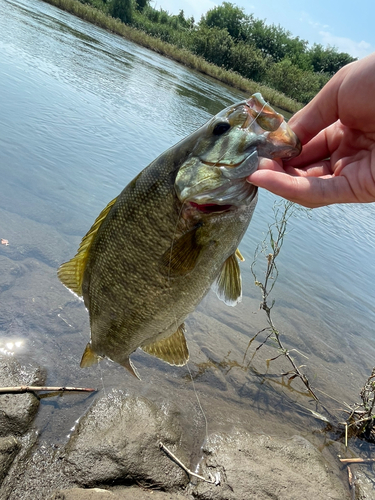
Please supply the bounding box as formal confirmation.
[213,122,231,135]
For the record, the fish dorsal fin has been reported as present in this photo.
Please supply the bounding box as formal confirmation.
[160,224,204,277]
[141,324,189,366]
[213,253,242,306]
[80,343,102,368]
[57,197,117,296]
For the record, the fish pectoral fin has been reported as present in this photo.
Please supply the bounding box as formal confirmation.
[57,196,117,296]
[120,358,141,380]
[141,324,189,366]
[80,343,102,367]
[160,224,204,277]
[213,253,242,306]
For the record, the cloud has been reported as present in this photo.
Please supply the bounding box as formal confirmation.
[319,31,372,58]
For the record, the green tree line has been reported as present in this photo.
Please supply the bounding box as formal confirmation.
[81,0,356,104]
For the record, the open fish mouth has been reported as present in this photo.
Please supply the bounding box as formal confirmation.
[189,201,233,214]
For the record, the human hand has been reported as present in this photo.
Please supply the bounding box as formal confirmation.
[247,52,375,208]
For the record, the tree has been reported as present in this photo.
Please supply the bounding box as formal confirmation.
[201,2,248,41]
[135,0,148,12]
[190,25,234,68]
[110,0,133,23]
[308,44,356,75]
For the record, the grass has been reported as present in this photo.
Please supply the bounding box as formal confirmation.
[40,0,303,113]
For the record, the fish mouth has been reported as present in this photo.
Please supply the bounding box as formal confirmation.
[189,201,233,214]
[201,159,243,169]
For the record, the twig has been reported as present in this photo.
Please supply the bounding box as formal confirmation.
[0,386,96,394]
[159,442,217,484]
[248,201,318,401]
[345,422,348,449]
[347,466,354,488]
[339,458,375,464]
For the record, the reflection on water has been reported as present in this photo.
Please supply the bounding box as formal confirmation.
[1,0,375,491]
[0,338,25,357]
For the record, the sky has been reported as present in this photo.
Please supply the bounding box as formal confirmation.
[150,0,375,59]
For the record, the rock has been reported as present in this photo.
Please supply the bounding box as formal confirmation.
[0,358,46,436]
[0,436,21,485]
[63,390,190,490]
[194,430,349,500]
[49,486,189,500]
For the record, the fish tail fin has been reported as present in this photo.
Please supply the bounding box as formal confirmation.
[80,343,101,368]
[57,196,117,295]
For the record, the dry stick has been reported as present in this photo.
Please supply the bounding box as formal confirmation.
[347,465,354,487]
[0,386,96,394]
[159,442,216,485]
[250,202,318,401]
[340,458,375,464]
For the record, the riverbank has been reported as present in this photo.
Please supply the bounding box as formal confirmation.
[39,0,302,113]
[0,357,351,499]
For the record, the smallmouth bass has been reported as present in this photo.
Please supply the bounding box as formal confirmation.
[58,93,300,378]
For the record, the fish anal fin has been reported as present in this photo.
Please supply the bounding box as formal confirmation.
[160,225,204,277]
[80,343,102,368]
[213,253,242,306]
[141,324,189,366]
[57,196,117,295]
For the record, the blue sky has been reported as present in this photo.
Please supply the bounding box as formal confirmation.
[151,0,375,59]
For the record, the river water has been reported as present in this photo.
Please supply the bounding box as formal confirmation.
[1,0,375,489]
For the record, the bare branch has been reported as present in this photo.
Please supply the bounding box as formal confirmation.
[0,386,96,394]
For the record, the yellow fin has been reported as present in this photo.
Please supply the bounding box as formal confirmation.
[80,343,102,368]
[57,197,117,295]
[160,225,204,277]
[235,248,245,262]
[141,324,189,366]
[213,253,242,306]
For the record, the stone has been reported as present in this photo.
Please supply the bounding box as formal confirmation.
[0,358,46,436]
[63,390,190,490]
[194,430,349,500]
[49,486,189,500]
[0,436,21,486]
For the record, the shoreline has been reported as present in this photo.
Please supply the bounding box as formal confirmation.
[39,0,303,113]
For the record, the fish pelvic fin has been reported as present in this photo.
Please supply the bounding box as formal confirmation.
[213,252,242,307]
[160,224,204,277]
[80,343,102,368]
[141,324,189,366]
[57,196,117,295]
[235,248,245,262]
[121,358,141,380]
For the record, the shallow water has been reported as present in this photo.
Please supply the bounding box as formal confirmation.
[1,0,375,490]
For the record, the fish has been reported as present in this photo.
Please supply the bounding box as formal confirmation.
[58,93,301,378]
